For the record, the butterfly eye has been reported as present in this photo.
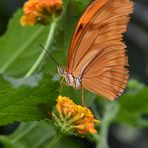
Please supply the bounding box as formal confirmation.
[57,66,65,76]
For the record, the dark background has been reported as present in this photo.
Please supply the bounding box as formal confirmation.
[0,0,148,148]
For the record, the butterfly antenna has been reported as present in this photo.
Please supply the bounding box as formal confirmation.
[39,44,60,66]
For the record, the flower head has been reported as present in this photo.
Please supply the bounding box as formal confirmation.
[20,0,62,26]
[52,96,100,135]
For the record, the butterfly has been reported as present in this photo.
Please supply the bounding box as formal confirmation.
[49,0,134,103]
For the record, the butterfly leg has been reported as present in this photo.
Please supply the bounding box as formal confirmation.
[60,77,69,93]
[60,77,65,93]
[82,87,85,106]
[60,77,64,85]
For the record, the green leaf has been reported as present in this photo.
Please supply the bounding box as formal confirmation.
[0,74,59,126]
[0,10,50,77]
[0,121,94,148]
[0,121,56,148]
[115,80,148,127]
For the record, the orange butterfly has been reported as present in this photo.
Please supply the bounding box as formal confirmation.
[56,0,134,102]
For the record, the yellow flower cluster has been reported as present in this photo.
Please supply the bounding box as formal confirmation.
[20,0,62,26]
[53,96,100,135]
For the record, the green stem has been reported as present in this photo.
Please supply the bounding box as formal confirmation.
[46,132,63,148]
[0,136,19,148]
[0,123,38,147]
[0,27,43,73]
[24,20,57,78]
[94,102,119,148]
[98,116,110,148]
[12,122,38,143]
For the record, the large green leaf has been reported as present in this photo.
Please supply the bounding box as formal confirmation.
[0,121,56,148]
[115,80,148,127]
[0,10,49,77]
[0,121,93,148]
[0,74,59,126]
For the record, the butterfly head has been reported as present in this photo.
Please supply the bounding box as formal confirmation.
[57,65,66,76]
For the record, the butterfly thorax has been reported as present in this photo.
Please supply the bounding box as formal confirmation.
[57,66,82,89]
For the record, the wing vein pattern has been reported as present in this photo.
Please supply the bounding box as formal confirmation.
[67,0,134,100]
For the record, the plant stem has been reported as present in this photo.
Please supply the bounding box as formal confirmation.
[0,136,19,148]
[12,122,38,143]
[25,20,57,78]
[45,132,63,148]
[94,102,119,148]
[98,116,110,148]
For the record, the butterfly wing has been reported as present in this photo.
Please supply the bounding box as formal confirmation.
[67,0,134,100]
[67,0,109,72]
[81,42,129,100]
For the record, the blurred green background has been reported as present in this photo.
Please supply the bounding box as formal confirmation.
[0,0,148,148]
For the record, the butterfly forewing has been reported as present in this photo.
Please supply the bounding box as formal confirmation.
[67,0,109,72]
[67,0,134,100]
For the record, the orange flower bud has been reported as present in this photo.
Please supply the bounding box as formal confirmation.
[20,0,63,26]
